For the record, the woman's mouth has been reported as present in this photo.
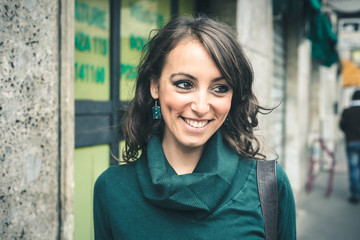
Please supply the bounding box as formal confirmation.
[181,117,210,128]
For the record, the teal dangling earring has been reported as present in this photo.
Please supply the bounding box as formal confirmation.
[152,99,161,119]
[224,117,229,126]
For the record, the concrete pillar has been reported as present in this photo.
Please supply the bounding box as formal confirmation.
[309,63,320,136]
[59,0,75,239]
[0,0,74,239]
[319,65,338,161]
[236,0,275,157]
[284,15,312,195]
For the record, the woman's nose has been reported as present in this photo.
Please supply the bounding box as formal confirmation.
[190,92,210,116]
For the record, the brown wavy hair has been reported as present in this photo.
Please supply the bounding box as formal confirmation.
[122,16,271,162]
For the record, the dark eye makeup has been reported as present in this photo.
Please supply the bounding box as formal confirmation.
[172,79,231,94]
[173,80,193,90]
[214,84,230,93]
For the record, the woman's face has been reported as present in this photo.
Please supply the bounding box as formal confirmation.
[151,38,233,150]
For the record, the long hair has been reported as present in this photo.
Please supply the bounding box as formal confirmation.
[122,16,270,162]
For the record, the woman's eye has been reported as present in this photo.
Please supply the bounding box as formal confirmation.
[214,85,230,93]
[174,81,193,90]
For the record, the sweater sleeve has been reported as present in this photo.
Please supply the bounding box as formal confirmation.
[93,171,113,240]
[276,164,297,240]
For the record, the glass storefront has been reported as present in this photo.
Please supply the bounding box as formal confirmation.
[75,0,110,101]
[119,0,171,101]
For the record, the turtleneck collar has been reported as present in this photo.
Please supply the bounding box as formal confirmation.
[135,131,240,218]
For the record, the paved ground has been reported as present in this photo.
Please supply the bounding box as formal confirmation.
[297,141,360,240]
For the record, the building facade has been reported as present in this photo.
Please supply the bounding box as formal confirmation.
[0,0,340,239]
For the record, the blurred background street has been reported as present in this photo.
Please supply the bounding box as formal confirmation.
[297,140,360,240]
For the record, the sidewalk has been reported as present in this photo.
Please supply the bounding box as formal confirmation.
[297,142,360,240]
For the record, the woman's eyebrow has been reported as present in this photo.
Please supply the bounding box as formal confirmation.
[170,72,197,80]
[170,73,225,82]
[212,76,226,82]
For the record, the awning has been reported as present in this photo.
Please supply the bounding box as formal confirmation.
[273,0,339,67]
[306,0,339,67]
[341,60,360,87]
[307,12,338,67]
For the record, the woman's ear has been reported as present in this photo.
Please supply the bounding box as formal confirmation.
[150,79,159,99]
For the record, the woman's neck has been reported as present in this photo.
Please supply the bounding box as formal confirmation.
[162,139,204,175]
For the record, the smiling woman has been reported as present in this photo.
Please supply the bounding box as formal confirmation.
[149,39,233,174]
[124,17,268,163]
[93,16,296,240]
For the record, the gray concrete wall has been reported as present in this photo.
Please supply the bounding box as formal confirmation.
[284,15,312,195]
[288,39,312,195]
[236,0,275,157]
[309,63,320,136]
[319,65,338,162]
[236,0,315,196]
[0,0,60,239]
[59,0,75,239]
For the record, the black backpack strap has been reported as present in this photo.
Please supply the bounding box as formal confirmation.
[257,160,278,240]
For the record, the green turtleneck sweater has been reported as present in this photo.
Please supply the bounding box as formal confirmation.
[93,132,296,239]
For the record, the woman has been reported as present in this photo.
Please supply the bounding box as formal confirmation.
[94,16,296,239]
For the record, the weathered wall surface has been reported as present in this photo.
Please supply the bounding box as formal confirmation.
[236,0,314,197]
[283,8,312,196]
[284,38,312,195]
[0,0,60,239]
[236,0,275,156]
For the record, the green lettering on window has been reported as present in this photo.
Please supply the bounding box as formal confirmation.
[75,0,107,30]
[93,37,108,55]
[75,62,106,84]
[96,67,105,83]
[75,32,92,52]
[121,63,137,80]
[130,34,147,51]
[80,64,86,80]
[129,2,164,28]
[75,62,79,80]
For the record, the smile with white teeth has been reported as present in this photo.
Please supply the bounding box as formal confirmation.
[183,118,209,128]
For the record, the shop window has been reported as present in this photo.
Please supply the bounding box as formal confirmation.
[119,0,171,101]
[75,0,110,101]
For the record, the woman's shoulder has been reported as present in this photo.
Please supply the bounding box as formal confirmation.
[274,162,297,238]
[253,160,294,196]
[95,162,138,189]
[275,162,292,190]
[275,162,296,209]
